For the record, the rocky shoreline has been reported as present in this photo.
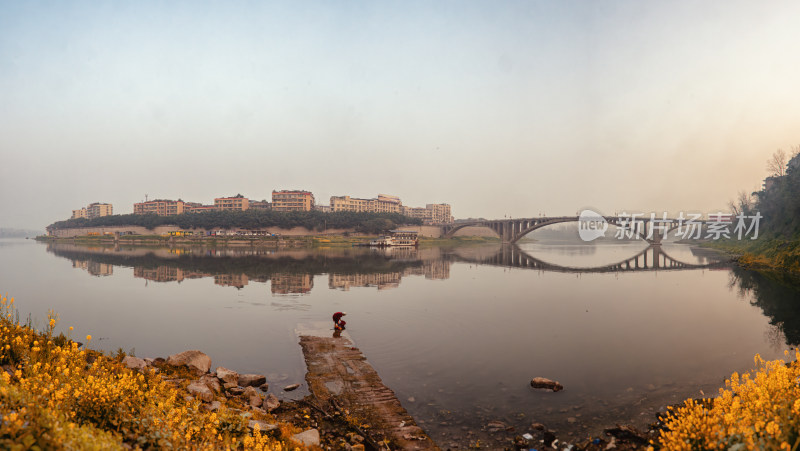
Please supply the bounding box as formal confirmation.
[127,348,665,450]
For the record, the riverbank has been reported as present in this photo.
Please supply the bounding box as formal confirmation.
[34,234,500,248]
[705,237,800,273]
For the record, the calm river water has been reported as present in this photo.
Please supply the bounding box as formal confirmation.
[2,237,799,447]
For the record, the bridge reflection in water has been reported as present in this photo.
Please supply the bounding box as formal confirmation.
[473,244,728,273]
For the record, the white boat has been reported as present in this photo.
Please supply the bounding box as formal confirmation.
[368,236,395,247]
[368,230,419,247]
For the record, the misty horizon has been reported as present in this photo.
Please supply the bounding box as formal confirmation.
[3,1,800,230]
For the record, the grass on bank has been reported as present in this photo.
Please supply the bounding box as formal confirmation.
[707,237,800,273]
[0,295,299,450]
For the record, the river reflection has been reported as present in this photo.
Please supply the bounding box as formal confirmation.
[728,267,800,346]
[2,239,798,447]
[46,243,452,294]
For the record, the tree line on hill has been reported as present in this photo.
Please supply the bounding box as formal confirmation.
[731,146,800,239]
[47,210,422,235]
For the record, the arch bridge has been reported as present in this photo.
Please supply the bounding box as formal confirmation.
[442,216,705,245]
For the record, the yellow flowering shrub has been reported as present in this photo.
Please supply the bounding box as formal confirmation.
[658,352,800,450]
[0,294,299,450]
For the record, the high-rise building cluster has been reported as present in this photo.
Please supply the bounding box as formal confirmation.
[329,193,452,224]
[70,190,453,224]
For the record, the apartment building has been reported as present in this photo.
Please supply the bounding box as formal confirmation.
[133,199,185,216]
[400,203,453,224]
[330,193,402,213]
[87,203,113,218]
[249,200,271,210]
[72,202,113,219]
[184,202,215,213]
[330,195,373,212]
[401,206,431,222]
[375,194,402,213]
[272,190,315,212]
[426,203,453,224]
[214,195,249,211]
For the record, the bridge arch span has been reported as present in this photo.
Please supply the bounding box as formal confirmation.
[508,217,661,244]
[442,222,499,239]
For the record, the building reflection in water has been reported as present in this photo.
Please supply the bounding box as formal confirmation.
[50,242,471,294]
[72,260,113,277]
[214,274,249,289]
[329,272,402,291]
[270,273,313,295]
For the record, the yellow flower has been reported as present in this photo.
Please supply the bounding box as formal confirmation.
[86,335,92,341]
[69,326,73,331]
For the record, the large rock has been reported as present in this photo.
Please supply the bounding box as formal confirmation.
[530,377,564,392]
[242,386,260,398]
[238,374,267,387]
[292,428,320,447]
[228,386,245,395]
[122,356,147,371]
[249,395,263,408]
[200,374,221,394]
[167,350,211,375]
[187,381,214,402]
[216,367,239,385]
[263,394,280,412]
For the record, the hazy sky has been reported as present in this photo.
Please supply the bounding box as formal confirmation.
[2,1,799,230]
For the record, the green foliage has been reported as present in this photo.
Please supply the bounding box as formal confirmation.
[752,153,800,239]
[47,210,421,232]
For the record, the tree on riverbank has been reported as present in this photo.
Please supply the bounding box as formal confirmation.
[715,146,800,271]
[46,210,421,234]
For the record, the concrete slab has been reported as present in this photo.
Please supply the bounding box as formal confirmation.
[298,328,439,450]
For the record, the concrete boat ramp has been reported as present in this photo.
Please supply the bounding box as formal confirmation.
[295,322,439,450]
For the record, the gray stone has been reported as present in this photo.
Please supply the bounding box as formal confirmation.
[242,386,260,398]
[292,428,320,447]
[487,420,508,432]
[216,366,239,385]
[228,386,245,395]
[259,383,270,391]
[263,394,280,412]
[122,356,147,371]
[283,383,300,391]
[187,381,214,402]
[238,374,267,387]
[200,374,221,394]
[530,377,564,392]
[248,420,278,432]
[167,350,211,375]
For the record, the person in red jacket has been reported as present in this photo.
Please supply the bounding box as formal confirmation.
[333,311,347,330]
